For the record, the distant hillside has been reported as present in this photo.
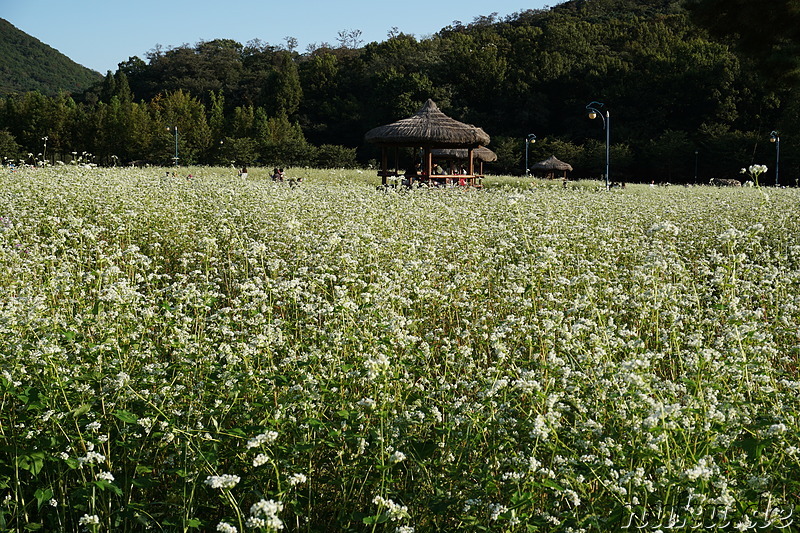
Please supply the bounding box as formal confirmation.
[0,18,102,96]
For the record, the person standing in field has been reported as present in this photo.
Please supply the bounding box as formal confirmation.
[241,166,248,179]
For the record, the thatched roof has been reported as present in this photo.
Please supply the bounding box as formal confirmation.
[431,146,497,162]
[532,155,573,171]
[364,99,490,148]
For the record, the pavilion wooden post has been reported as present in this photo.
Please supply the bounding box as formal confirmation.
[425,149,433,176]
[467,148,475,175]
[380,147,388,186]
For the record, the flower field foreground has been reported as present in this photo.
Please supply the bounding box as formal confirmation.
[1,167,799,532]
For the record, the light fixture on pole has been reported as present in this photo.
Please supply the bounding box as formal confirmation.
[42,136,48,164]
[694,150,698,183]
[167,126,179,166]
[525,133,537,176]
[770,131,780,187]
[586,101,610,189]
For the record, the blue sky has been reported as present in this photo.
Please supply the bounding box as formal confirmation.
[5,0,556,74]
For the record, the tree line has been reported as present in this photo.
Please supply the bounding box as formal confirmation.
[1,0,799,183]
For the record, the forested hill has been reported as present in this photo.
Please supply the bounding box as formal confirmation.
[0,18,102,96]
[1,0,798,182]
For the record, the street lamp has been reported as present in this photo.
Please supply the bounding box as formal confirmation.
[525,133,537,176]
[694,150,699,183]
[770,131,780,186]
[42,136,48,165]
[586,101,610,189]
[167,126,179,166]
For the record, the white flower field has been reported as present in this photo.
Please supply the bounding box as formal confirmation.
[1,166,799,532]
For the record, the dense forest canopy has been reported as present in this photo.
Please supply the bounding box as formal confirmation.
[1,0,798,183]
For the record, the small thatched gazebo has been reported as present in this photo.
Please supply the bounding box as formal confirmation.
[531,155,573,180]
[364,99,490,186]
[431,146,497,175]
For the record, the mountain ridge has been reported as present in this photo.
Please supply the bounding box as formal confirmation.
[0,18,102,96]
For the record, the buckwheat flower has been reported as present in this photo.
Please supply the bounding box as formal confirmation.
[85,420,102,432]
[684,457,714,481]
[216,520,237,533]
[719,228,743,243]
[489,503,508,520]
[288,473,307,486]
[529,414,550,440]
[204,474,240,489]
[389,450,406,463]
[562,489,581,507]
[247,431,278,449]
[253,453,270,467]
[138,417,154,432]
[97,471,115,482]
[49,498,57,507]
[364,353,390,379]
[78,514,100,526]
[78,451,106,467]
[245,517,266,528]
[734,516,756,531]
[114,372,130,388]
[396,527,415,533]
[767,423,787,435]
[647,221,680,236]
[249,499,284,530]
[373,496,409,521]
[357,397,377,410]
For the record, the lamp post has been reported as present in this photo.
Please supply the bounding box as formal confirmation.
[770,131,780,186]
[586,101,610,189]
[694,150,698,183]
[525,133,537,175]
[42,136,48,165]
[168,126,179,166]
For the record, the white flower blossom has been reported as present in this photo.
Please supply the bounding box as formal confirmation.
[204,474,240,490]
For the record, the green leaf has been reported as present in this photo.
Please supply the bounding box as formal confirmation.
[410,439,436,460]
[186,518,203,528]
[34,487,53,510]
[113,410,139,424]
[17,452,45,476]
[71,404,92,418]
[94,479,123,496]
[542,479,565,491]
[132,476,159,489]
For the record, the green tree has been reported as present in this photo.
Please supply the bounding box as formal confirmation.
[150,90,212,165]
[0,129,21,162]
[685,0,800,82]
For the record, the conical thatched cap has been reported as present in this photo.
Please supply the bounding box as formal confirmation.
[365,99,490,148]
[431,146,497,162]
[532,155,573,171]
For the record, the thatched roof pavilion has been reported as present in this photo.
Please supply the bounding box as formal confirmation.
[364,99,491,186]
[531,155,573,179]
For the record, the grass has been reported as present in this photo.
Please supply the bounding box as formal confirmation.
[1,165,799,532]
